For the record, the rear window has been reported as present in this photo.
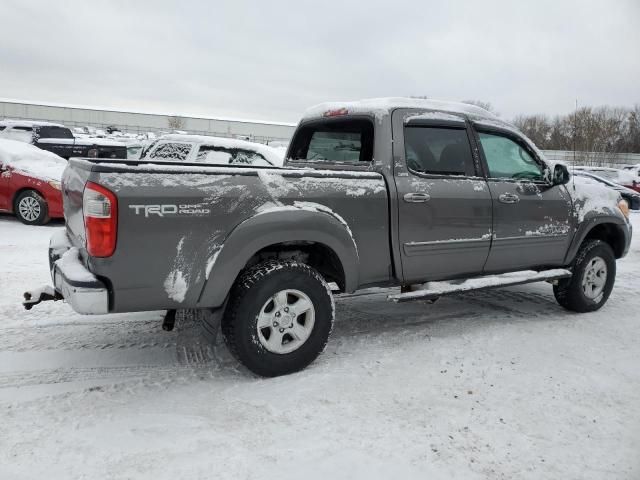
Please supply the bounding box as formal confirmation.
[404,126,474,176]
[34,126,73,139]
[195,146,270,166]
[149,142,192,161]
[289,119,373,164]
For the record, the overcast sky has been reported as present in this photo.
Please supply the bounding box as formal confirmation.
[1,0,638,123]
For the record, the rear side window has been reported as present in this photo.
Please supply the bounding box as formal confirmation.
[149,142,192,161]
[404,126,474,176]
[35,126,73,139]
[289,119,373,164]
[195,146,270,166]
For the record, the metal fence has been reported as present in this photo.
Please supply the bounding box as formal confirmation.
[542,150,640,168]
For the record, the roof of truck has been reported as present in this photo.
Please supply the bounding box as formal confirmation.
[302,97,501,122]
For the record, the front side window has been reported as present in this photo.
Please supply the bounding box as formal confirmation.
[478,132,544,181]
[195,146,270,166]
[404,126,474,176]
[289,119,373,164]
[149,142,192,161]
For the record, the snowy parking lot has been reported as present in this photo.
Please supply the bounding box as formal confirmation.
[1,214,639,479]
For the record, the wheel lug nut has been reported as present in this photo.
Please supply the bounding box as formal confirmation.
[279,328,285,333]
[284,307,289,313]
[275,312,281,317]
[273,321,278,327]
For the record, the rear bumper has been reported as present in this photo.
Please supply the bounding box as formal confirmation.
[49,231,109,314]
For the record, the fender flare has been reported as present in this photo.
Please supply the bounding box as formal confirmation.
[197,208,359,308]
[563,214,629,264]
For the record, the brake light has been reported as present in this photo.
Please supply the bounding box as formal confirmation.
[83,182,117,257]
[323,107,349,117]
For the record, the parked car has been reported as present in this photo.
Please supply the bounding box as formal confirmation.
[0,120,127,160]
[622,163,640,180]
[139,134,284,166]
[26,98,632,377]
[573,166,640,192]
[0,139,65,225]
[572,170,640,210]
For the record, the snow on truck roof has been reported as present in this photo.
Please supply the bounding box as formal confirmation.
[302,97,501,122]
[157,133,284,166]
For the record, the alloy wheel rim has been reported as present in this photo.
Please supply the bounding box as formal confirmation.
[256,289,315,354]
[581,256,608,301]
[18,196,41,222]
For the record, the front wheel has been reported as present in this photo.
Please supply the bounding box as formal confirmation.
[554,239,616,312]
[222,260,335,377]
[14,190,49,225]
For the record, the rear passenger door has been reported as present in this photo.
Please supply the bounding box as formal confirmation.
[474,126,572,271]
[393,110,493,283]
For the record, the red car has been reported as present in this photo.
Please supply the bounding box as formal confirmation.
[0,139,65,225]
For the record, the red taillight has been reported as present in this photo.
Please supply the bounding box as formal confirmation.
[83,182,117,257]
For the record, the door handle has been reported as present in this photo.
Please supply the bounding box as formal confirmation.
[404,193,431,203]
[498,193,520,204]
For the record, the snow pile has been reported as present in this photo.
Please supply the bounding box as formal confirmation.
[55,248,97,283]
[0,138,67,181]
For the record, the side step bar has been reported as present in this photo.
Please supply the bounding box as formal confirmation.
[388,269,572,303]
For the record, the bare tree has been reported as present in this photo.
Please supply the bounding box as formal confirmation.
[167,115,185,130]
[462,100,498,116]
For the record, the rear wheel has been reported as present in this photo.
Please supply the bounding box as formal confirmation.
[554,239,616,312]
[14,190,49,225]
[222,260,334,377]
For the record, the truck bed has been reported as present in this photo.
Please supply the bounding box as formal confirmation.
[62,158,391,312]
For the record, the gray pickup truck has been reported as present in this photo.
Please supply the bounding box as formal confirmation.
[25,98,632,377]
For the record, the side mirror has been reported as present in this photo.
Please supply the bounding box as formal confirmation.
[551,163,570,186]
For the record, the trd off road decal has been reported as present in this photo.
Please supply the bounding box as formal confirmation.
[128,203,211,217]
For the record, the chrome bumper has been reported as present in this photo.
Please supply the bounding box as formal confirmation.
[49,231,109,314]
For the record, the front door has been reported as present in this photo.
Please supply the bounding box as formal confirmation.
[393,111,493,283]
[475,128,572,272]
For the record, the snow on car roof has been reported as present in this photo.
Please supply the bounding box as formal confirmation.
[0,119,65,128]
[157,134,284,166]
[302,97,499,122]
[0,138,67,181]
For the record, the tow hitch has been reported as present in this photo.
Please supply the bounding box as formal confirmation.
[23,286,63,310]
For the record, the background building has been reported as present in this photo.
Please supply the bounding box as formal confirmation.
[0,98,296,143]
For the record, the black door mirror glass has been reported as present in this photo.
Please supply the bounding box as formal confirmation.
[552,163,570,185]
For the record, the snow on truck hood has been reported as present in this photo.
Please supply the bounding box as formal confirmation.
[0,138,67,182]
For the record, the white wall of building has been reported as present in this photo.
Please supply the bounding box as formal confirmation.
[0,99,297,143]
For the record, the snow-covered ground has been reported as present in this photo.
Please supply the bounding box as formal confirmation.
[1,214,639,480]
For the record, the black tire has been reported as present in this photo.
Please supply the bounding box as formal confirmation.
[553,239,616,312]
[14,190,49,225]
[222,260,334,377]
